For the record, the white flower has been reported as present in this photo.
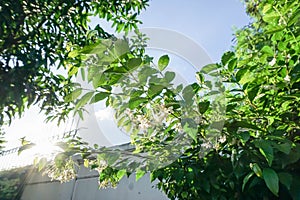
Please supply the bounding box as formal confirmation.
[284,75,290,82]
[174,123,183,133]
[201,142,212,149]
[218,136,226,143]
[152,105,173,124]
[136,115,151,130]
[269,58,276,66]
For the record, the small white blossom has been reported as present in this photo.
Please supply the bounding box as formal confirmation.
[174,123,183,133]
[152,105,173,124]
[284,75,290,82]
[218,136,226,143]
[136,115,151,130]
[269,57,276,66]
[201,142,213,149]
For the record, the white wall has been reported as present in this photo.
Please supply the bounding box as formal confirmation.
[21,165,168,200]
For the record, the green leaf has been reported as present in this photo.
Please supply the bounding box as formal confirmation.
[127,58,142,70]
[106,152,121,165]
[278,145,300,168]
[182,85,195,105]
[263,168,279,196]
[263,12,280,23]
[254,140,274,166]
[196,72,205,84]
[150,173,156,182]
[148,84,165,98]
[128,97,148,109]
[181,192,188,198]
[238,70,254,85]
[228,58,237,72]
[198,101,210,114]
[242,172,254,191]
[114,39,130,57]
[201,64,218,74]
[81,68,86,81]
[278,172,292,190]
[117,169,127,181]
[275,142,292,155]
[182,119,198,141]
[250,163,263,177]
[232,121,262,131]
[235,68,248,83]
[80,42,107,54]
[239,131,250,145]
[68,50,79,58]
[165,71,175,83]
[84,159,89,168]
[247,86,259,102]
[68,66,79,76]
[64,88,82,102]
[221,51,235,65]
[138,66,159,82]
[265,26,285,34]
[136,169,146,181]
[75,91,94,110]
[261,46,273,56]
[158,55,170,71]
[288,9,300,26]
[262,4,272,14]
[90,92,110,104]
[92,74,107,88]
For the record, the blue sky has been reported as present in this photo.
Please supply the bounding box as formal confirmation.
[3,1,250,150]
[139,0,250,62]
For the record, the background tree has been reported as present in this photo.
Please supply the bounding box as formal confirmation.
[0,0,149,147]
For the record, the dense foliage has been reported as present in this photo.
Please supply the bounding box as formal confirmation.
[151,1,300,199]
[48,0,300,199]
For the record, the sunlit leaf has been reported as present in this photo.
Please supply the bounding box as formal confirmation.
[136,169,146,181]
[201,64,219,74]
[261,46,273,56]
[242,172,254,191]
[158,55,170,71]
[75,91,94,110]
[250,163,263,177]
[117,169,127,181]
[128,97,148,109]
[90,92,110,103]
[64,88,82,102]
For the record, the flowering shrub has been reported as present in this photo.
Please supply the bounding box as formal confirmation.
[30,0,300,199]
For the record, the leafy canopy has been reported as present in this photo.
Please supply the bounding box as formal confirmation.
[0,0,149,147]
